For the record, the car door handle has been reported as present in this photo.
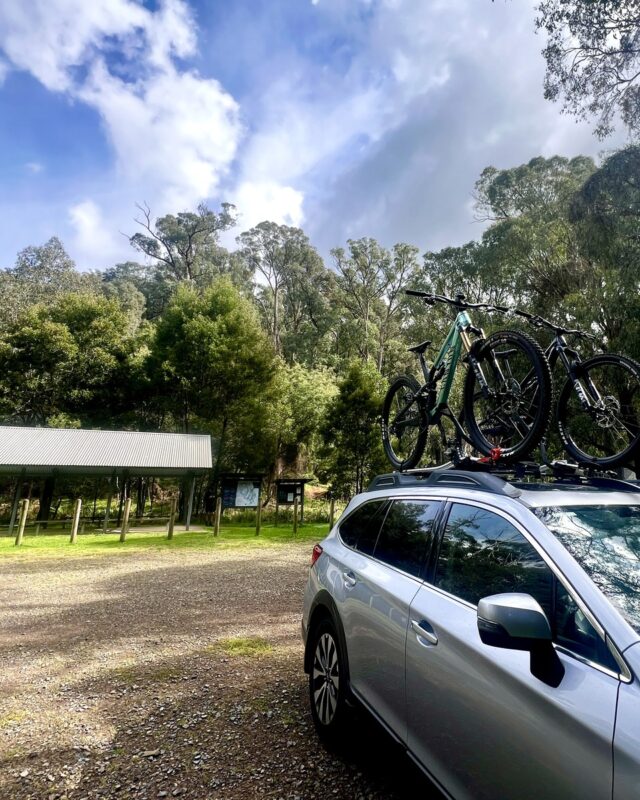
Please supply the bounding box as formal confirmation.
[343,571,357,588]
[411,619,438,646]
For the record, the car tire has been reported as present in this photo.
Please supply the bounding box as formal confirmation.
[308,618,350,746]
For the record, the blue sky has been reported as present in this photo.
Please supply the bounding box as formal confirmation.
[0,0,627,270]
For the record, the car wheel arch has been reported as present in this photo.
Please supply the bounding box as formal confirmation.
[304,590,351,689]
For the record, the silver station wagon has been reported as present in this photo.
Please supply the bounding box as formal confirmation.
[302,468,640,800]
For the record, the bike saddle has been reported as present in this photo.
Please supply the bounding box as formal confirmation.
[408,340,431,354]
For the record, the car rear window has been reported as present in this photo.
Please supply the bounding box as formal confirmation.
[338,500,386,553]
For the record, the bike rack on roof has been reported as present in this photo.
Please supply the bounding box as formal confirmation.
[367,458,640,497]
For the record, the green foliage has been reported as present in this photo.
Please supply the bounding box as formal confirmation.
[148,279,277,472]
[129,202,238,283]
[536,0,640,138]
[318,361,388,496]
[0,293,134,425]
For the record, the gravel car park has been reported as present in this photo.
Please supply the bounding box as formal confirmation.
[0,535,440,800]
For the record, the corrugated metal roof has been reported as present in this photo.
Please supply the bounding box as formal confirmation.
[0,426,212,475]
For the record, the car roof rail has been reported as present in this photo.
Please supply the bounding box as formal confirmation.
[367,458,640,498]
[367,467,522,498]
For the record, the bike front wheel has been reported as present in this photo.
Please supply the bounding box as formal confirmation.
[463,330,553,463]
[557,353,640,468]
[381,375,428,470]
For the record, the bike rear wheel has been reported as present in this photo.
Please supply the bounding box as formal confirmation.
[382,375,428,470]
[463,330,552,463]
[557,353,640,468]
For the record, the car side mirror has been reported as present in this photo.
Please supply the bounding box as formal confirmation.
[477,593,564,687]
[477,593,551,650]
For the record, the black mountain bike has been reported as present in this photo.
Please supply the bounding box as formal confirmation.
[381,291,553,470]
[521,314,640,468]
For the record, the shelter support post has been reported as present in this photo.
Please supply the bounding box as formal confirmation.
[69,498,82,544]
[214,494,222,537]
[8,470,25,537]
[167,497,177,540]
[120,497,132,543]
[185,475,196,531]
[255,488,262,537]
[103,477,114,533]
[15,499,29,546]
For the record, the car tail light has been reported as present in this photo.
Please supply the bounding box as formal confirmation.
[311,543,323,567]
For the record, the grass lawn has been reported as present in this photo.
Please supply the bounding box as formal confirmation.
[0,521,329,557]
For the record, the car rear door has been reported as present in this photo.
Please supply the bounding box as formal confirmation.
[406,500,620,800]
[337,497,442,741]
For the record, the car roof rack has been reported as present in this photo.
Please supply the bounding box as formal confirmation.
[367,467,522,498]
[367,458,640,497]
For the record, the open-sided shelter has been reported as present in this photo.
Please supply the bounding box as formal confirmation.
[0,426,212,534]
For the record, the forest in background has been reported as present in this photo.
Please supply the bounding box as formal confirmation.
[0,145,638,500]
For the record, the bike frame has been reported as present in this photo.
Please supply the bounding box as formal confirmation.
[544,335,602,409]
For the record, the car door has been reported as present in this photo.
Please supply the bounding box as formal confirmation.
[338,497,442,740]
[406,500,620,800]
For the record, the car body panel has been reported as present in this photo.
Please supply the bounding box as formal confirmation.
[407,581,619,800]
[302,481,640,800]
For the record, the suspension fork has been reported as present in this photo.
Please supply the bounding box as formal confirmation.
[461,327,504,398]
[555,337,602,409]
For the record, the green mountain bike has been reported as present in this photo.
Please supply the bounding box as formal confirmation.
[381,291,553,470]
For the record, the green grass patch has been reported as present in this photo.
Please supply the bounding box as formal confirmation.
[0,710,27,728]
[215,636,273,658]
[0,522,328,559]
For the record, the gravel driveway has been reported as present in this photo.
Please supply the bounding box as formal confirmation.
[0,540,441,799]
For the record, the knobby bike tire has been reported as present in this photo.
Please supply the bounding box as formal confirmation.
[557,353,640,468]
[381,374,428,470]
[463,330,553,463]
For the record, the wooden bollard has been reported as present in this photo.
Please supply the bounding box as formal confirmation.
[15,499,29,546]
[293,497,299,536]
[167,497,177,540]
[69,498,82,544]
[329,497,336,530]
[213,496,221,537]
[255,500,262,537]
[119,497,131,543]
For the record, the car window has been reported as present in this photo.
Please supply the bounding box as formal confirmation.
[434,503,618,673]
[373,500,440,578]
[434,504,554,613]
[554,581,619,672]
[338,500,386,552]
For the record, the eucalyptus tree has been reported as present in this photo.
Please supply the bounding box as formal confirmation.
[536,0,640,138]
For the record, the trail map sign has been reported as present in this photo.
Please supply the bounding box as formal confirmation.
[274,478,310,524]
[221,476,262,509]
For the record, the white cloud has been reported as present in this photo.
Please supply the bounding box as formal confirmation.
[25,161,43,174]
[232,181,305,230]
[69,199,122,267]
[0,0,242,266]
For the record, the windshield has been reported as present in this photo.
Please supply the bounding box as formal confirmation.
[536,504,640,634]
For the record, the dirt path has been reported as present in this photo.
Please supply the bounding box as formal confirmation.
[0,543,440,799]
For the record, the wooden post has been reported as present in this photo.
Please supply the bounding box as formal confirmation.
[119,497,132,543]
[275,489,279,527]
[8,472,24,538]
[167,496,177,540]
[293,496,299,536]
[185,475,196,531]
[69,498,82,544]
[329,497,336,530]
[103,477,113,533]
[300,484,305,524]
[255,494,262,537]
[14,499,29,546]
[214,494,222,537]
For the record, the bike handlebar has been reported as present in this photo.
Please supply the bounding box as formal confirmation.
[404,290,596,340]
